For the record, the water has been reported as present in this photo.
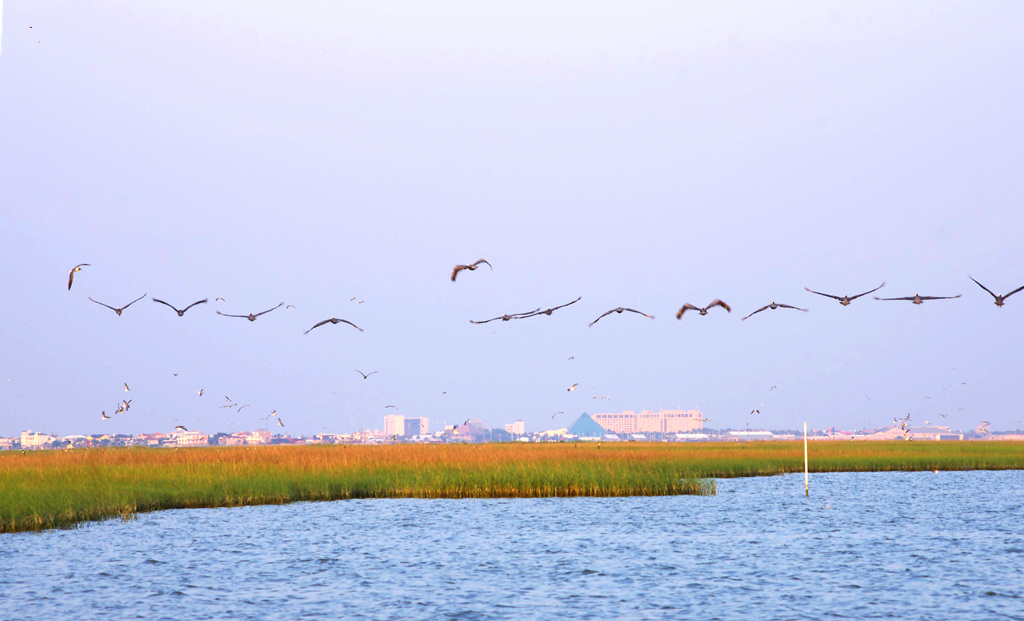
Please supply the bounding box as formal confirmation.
[2,471,1023,620]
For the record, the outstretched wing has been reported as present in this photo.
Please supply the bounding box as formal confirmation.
[336,318,363,331]
[304,319,332,334]
[451,265,467,281]
[848,282,886,300]
[804,287,842,301]
[622,307,654,319]
[968,275,997,299]
[588,309,616,327]
[470,315,502,324]
[88,297,118,312]
[708,299,731,312]
[253,302,284,317]
[217,311,250,318]
[472,259,492,270]
[874,296,915,301]
[1003,284,1024,301]
[152,298,181,313]
[68,264,89,290]
[741,305,771,320]
[676,303,699,319]
[181,299,209,313]
[776,303,809,312]
[918,294,961,301]
[122,294,147,310]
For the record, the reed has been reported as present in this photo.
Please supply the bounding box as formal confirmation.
[1,441,1020,534]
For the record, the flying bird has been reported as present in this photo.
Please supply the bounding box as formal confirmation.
[676,299,731,319]
[385,405,399,410]
[217,302,284,321]
[101,411,110,420]
[152,297,208,316]
[451,259,492,282]
[552,411,564,418]
[175,425,187,432]
[968,276,1024,307]
[68,264,90,290]
[804,282,885,306]
[741,301,808,320]
[236,404,250,413]
[519,297,582,317]
[277,417,284,427]
[567,383,578,391]
[355,370,378,379]
[470,309,540,324]
[124,382,130,392]
[198,389,204,396]
[89,294,147,316]
[589,307,654,327]
[304,317,363,334]
[874,293,961,304]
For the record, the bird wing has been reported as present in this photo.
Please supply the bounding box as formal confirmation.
[253,302,284,317]
[304,319,332,334]
[472,259,492,270]
[874,296,915,301]
[337,318,363,331]
[181,299,209,313]
[777,303,809,312]
[122,294,147,310]
[470,316,501,324]
[676,303,699,319]
[917,294,961,301]
[709,299,731,312]
[152,298,181,313]
[1003,284,1024,300]
[804,287,841,301]
[741,305,771,320]
[217,311,250,318]
[68,264,89,290]
[848,282,886,300]
[530,296,581,316]
[622,308,654,319]
[451,265,467,281]
[968,276,997,299]
[588,309,617,327]
[88,297,118,312]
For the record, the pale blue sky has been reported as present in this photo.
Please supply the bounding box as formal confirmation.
[2,1,1022,437]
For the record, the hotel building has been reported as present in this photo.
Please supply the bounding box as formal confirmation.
[592,409,703,434]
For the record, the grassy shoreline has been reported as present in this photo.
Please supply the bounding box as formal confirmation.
[2,441,1022,534]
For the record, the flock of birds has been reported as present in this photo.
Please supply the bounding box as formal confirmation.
[66,259,1021,436]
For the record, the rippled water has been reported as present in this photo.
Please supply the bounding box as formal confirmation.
[2,471,1023,620]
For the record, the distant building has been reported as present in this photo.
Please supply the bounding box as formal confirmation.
[404,417,428,436]
[592,409,703,434]
[0,437,18,450]
[246,429,272,445]
[174,431,209,446]
[505,420,525,436]
[568,413,607,439]
[21,430,57,449]
[384,414,405,437]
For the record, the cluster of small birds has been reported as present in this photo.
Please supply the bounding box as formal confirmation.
[69,259,1019,435]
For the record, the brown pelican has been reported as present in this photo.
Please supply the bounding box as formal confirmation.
[589,307,654,327]
[355,370,378,379]
[804,282,885,306]
[676,299,731,319]
[68,263,90,290]
[741,301,808,320]
[873,293,961,304]
[217,302,284,321]
[519,297,582,318]
[304,317,363,334]
[470,308,540,324]
[968,276,1024,307]
[175,425,187,432]
[153,298,208,316]
[89,294,147,316]
[451,259,492,281]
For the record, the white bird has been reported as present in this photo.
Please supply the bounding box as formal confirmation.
[567,383,578,391]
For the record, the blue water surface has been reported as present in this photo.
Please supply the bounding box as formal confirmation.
[2,470,1022,620]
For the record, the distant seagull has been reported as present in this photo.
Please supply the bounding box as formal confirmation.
[261,410,277,420]
[152,297,208,316]
[101,411,110,420]
[385,405,399,410]
[355,370,378,379]
[89,294,147,316]
[874,293,961,304]
[769,385,777,391]
[286,304,296,309]
[676,299,730,319]
[215,297,225,301]
[804,282,885,306]
[519,297,582,318]
[568,356,574,360]
[751,409,760,415]
[198,389,204,396]
[471,309,540,324]
[237,404,250,413]
[277,418,284,427]
[741,301,808,320]
[68,264,90,290]
[122,399,131,410]
[124,382,130,392]
[451,259,492,282]
[552,411,564,418]
[217,302,284,321]
[175,425,187,432]
[968,275,1024,307]
[567,383,578,391]
[589,307,654,327]
[304,317,363,334]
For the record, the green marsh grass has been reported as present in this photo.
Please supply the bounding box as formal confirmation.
[1,441,1021,534]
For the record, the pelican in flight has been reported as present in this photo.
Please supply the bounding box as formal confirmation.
[968,276,1024,307]
[520,297,582,318]
[355,370,378,379]
[804,282,885,306]
[304,317,363,334]
[217,302,284,321]
[741,301,808,320]
[451,259,492,282]
[874,293,961,304]
[68,263,90,290]
[470,308,540,324]
[277,417,284,427]
[589,307,654,327]
[676,299,730,319]
[153,297,208,316]
[101,411,110,420]
[175,425,188,432]
[89,294,147,316]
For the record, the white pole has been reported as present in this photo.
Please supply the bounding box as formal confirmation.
[804,421,809,497]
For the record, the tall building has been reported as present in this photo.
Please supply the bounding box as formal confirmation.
[505,420,525,435]
[384,414,405,437]
[592,409,703,434]
[405,417,428,436]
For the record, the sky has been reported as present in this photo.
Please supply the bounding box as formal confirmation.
[2,1,1023,438]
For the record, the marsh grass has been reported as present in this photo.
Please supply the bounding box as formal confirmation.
[1,441,1020,534]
